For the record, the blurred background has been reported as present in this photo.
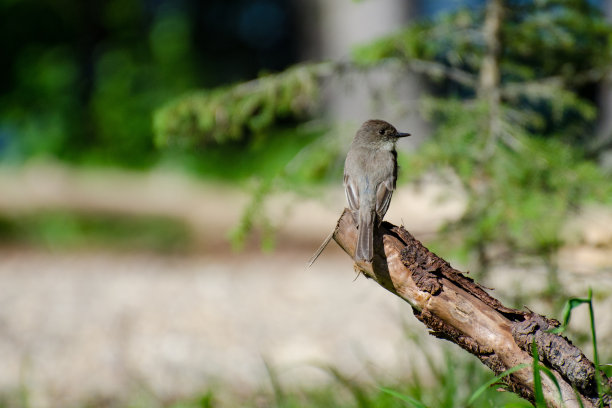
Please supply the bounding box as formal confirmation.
[1,0,611,407]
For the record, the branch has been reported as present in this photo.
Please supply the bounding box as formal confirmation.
[153,61,340,148]
[406,59,476,87]
[332,209,611,408]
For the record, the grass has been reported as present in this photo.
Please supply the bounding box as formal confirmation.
[152,348,532,408]
[0,226,607,408]
[0,211,192,252]
[3,289,610,408]
[116,324,609,408]
[550,288,612,407]
[1,319,609,408]
[0,338,536,408]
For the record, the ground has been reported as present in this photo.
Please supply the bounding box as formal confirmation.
[0,162,610,407]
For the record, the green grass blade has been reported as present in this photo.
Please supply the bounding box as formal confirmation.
[532,341,546,408]
[538,365,565,407]
[262,357,285,407]
[573,386,586,408]
[380,387,429,408]
[546,289,605,406]
[324,365,370,408]
[549,296,590,334]
[467,363,529,406]
[585,288,605,408]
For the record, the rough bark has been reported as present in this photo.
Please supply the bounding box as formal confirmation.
[332,209,611,408]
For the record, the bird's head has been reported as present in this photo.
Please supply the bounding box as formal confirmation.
[355,119,411,149]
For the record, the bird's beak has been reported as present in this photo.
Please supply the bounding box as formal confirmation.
[396,132,411,138]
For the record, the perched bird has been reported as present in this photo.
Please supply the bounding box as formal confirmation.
[307,119,410,267]
[344,119,410,262]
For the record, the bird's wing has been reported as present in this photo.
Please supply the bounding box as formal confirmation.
[343,172,359,211]
[375,177,394,222]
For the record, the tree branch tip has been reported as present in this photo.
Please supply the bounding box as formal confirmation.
[330,211,609,407]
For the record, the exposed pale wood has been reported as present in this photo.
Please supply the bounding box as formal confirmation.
[333,209,610,408]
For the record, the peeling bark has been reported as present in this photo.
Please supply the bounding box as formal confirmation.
[332,209,611,408]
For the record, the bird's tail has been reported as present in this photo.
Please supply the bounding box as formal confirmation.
[355,210,375,262]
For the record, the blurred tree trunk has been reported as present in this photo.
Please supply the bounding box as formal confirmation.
[470,0,505,278]
[295,0,429,140]
[479,0,503,155]
[593,0,612,159]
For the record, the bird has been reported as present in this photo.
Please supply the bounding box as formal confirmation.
[307,119,410,268]
[343,119,410,262]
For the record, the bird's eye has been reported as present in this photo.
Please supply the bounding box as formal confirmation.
[378,129,385,135]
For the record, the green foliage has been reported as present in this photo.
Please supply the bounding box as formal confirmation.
[529,340,571,407]
[0,0,199,167]
[167,391,215,408]
[152,62,343,251]
[550,289,612,406]
[354,0,612,265]
[154,62,332,149]
[353,0,612,89]
[531,342,546,408]
[467,363,529,406]
[1,46,82,161]
[0,212,191,252]
[7,327,609,407]
[379,387,428,408]
[405,96,612,257]
[152,0,612,261]
[174,122,339,252]
[352,9,482,73]
[229,177,275,251]
[237,342,532,408]
[160,125,328,182]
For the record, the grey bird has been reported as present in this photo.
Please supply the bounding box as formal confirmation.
[307,119,410,267]
[344,119,410,262]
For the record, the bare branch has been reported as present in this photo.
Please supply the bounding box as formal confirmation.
[406,59,477,87]
[332,209,611,408]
